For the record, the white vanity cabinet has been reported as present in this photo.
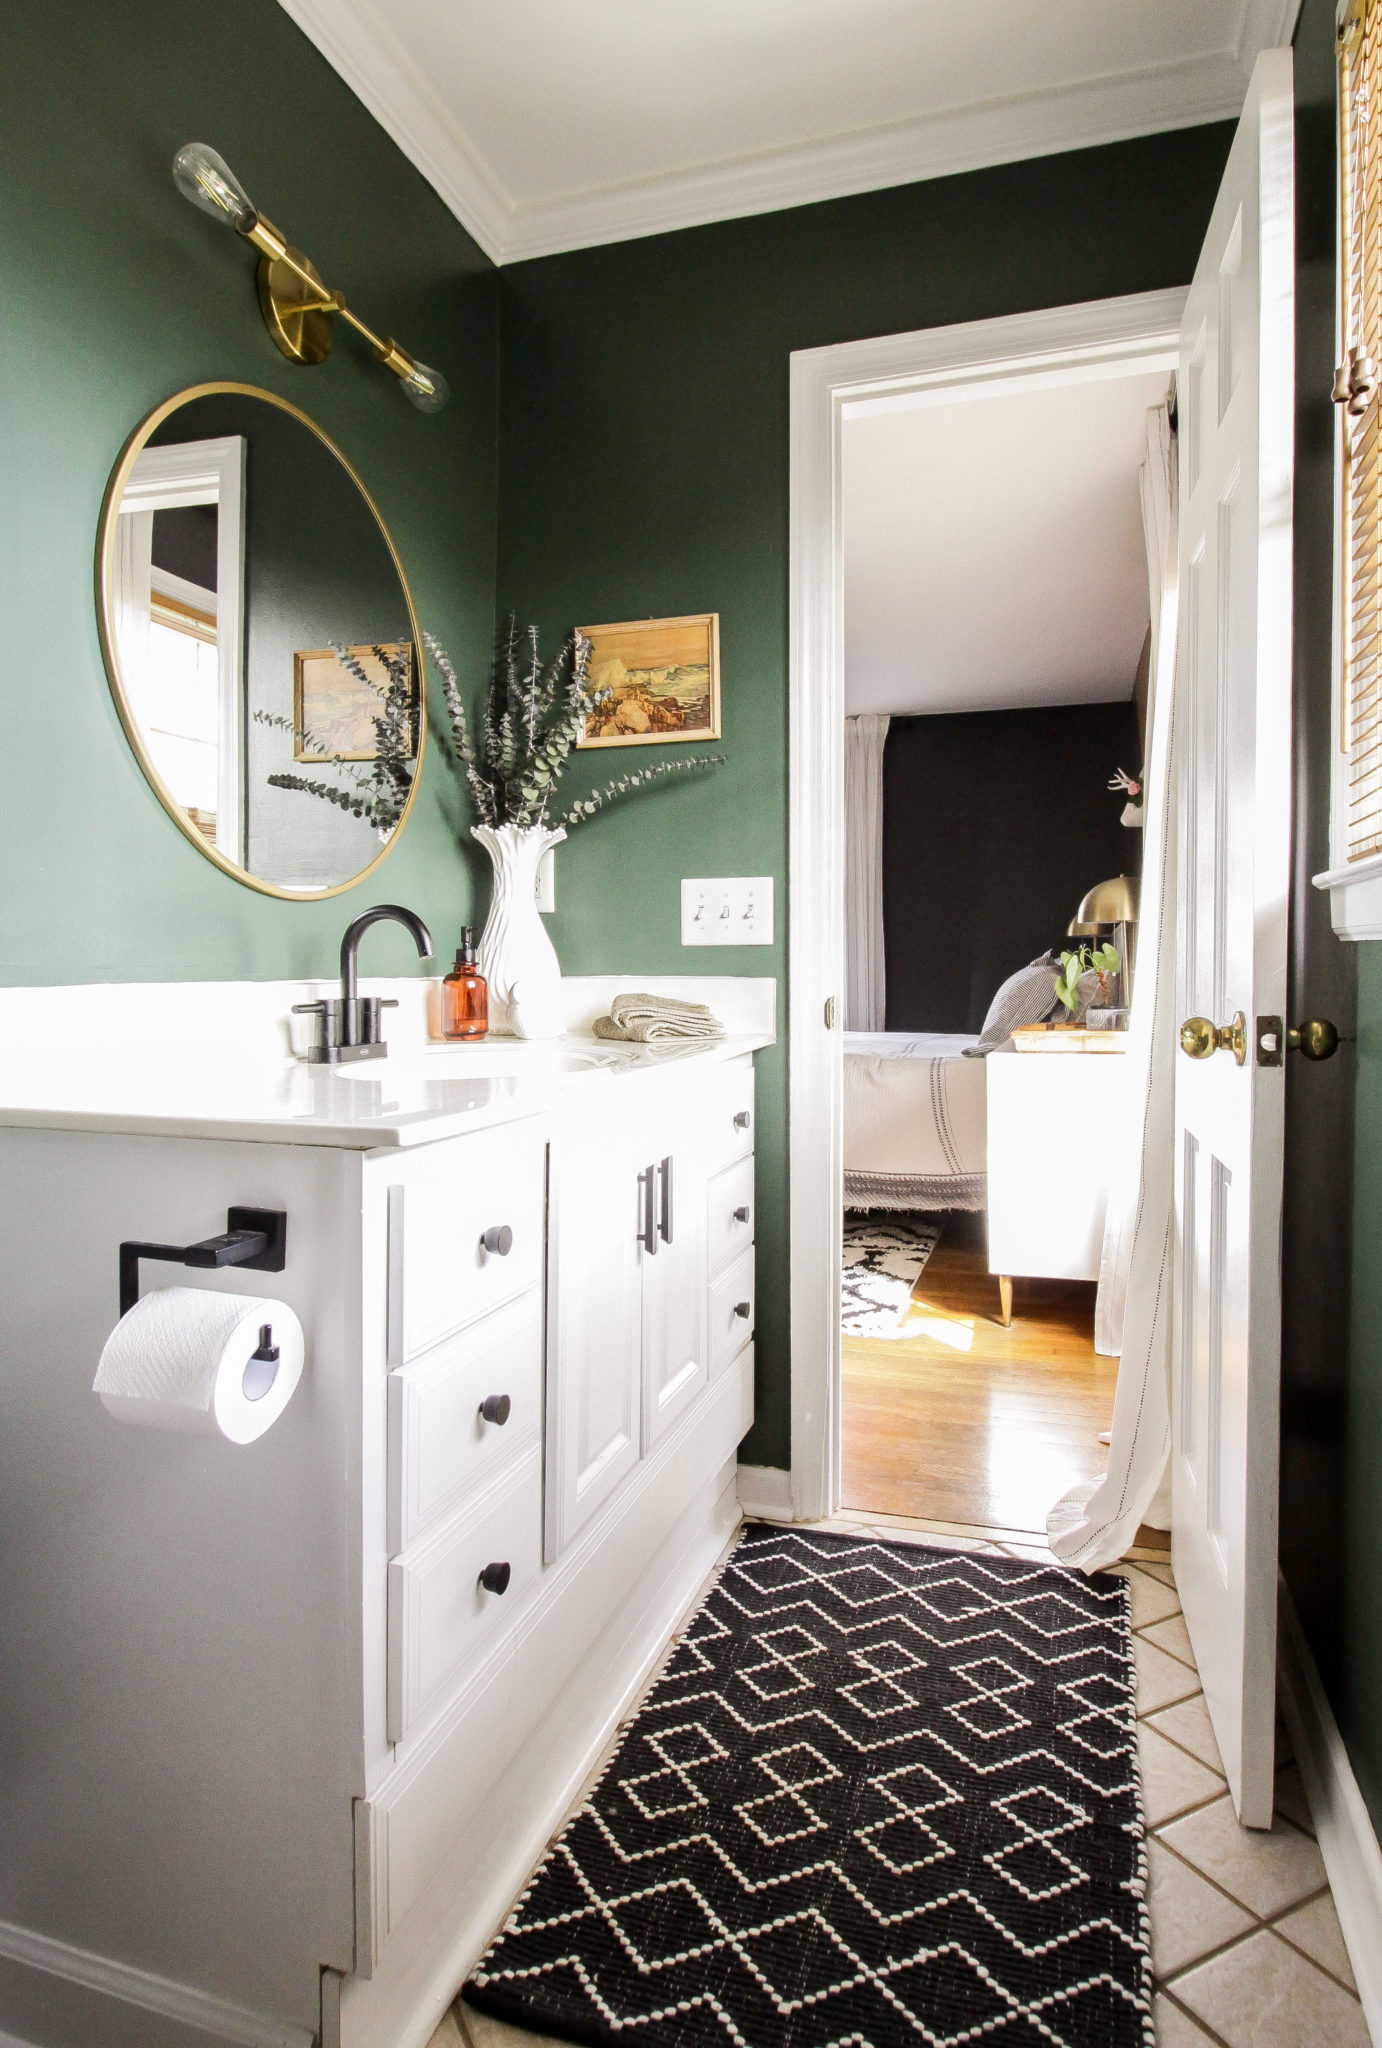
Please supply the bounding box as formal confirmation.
[544,1055,755,1556]
[0,1021,764,2048]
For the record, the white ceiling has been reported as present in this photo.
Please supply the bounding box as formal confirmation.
[843,367,1171,717]
[278,0,1299,263]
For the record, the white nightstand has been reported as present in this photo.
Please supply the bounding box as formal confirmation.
[985,1040,1130,1324]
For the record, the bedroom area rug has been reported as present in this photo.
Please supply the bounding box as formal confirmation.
[841,1215,942,1336]
[464,1525,1152,2048]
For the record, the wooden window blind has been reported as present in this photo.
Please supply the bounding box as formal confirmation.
[1339,0,1382,859]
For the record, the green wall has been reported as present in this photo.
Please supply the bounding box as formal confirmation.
[495,127,1236,1466]
[0,0,497,986]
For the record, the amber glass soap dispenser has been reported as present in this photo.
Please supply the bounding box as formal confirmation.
[441,927,488,1039]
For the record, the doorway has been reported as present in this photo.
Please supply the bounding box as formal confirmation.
[787,289,1186,1526]
[835,353,1172,1536]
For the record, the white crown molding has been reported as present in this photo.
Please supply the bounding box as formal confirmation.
[275,0,511,263]
[1236,0,1304,59]
[498,55,1252,263]
[278,2,1296,264]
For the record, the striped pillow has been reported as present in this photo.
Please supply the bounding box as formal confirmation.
[964,953,1060,1055]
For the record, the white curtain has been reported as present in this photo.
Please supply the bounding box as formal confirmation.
[844,714,890,1031]
[1048,400,1179,1568]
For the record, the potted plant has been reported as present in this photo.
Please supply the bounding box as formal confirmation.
[430,621,723,1036]
[1053,941,1122,1024]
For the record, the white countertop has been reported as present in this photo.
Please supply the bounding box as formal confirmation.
[0,1031,772,1149]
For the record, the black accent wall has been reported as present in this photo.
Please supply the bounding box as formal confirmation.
[882,703,1142,1033]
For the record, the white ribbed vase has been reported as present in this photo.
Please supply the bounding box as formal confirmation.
[472,822,566,1039]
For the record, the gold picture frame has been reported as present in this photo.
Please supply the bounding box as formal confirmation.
[577,612,721,748]
[293,641,417,762]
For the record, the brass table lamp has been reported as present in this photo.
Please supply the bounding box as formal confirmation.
[1067,874,1140,1007]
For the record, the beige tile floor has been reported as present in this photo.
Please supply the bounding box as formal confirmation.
[426,1521,1373,2048]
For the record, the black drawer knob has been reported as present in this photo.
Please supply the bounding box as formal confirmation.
[481,1225,513,1257]
[478,1560,511,1596]
[734,1300,752,1319]
[479,1393,511,1426]
[733,1110,751,1131]
[733,1205,751,1224]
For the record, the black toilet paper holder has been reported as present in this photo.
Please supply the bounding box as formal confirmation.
[118,1208,288,1317]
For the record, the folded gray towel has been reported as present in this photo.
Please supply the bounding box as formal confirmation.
[593,991,726,1043]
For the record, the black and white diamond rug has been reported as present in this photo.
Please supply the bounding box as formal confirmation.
[842,1217,942,1337]
[465,1526,1151,2048]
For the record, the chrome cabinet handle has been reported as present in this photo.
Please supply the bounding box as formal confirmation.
[481,1225,513,1256]
[733,1205,751,1224]
[478,1561,511,1595]
[659,1155,674,1244]
[638,1165,658,1255]
[733,1110,751,1131]
[479,1393,511,1426]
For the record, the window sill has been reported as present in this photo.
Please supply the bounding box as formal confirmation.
[1313,851,1382,939]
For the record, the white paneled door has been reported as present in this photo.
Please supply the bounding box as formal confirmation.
[1172,48,1294,1829]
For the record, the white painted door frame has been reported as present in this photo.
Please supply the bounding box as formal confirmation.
[120,436,247,866]
[787,288,1186,1522]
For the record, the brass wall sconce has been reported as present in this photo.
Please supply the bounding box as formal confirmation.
[172,143,449,412]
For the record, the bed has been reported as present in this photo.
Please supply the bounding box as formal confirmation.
[843,1030,988,1210]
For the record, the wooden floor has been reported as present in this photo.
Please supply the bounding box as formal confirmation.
[842,1211,1131,1538]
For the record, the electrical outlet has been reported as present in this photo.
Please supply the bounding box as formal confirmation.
[681,877,773,946]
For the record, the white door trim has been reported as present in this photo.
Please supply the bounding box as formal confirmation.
[787,287,1186,1522]
[122,435,247,867]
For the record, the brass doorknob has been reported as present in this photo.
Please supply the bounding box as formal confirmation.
[1288,1018,1339,1060]
[1179,1013,1247,1065]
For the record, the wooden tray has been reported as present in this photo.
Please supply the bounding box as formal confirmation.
[1010,1024,1129,1053]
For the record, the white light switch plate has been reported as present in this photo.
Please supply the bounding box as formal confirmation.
[681,877,774,946]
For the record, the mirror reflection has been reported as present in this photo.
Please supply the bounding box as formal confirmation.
[100,385,423,896]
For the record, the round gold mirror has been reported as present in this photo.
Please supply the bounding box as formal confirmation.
[97,383,425,897]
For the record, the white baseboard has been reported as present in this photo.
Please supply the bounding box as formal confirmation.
[1277,1577,1382,2038]
[0,1918,312,2048]
[737,1462,794,1518]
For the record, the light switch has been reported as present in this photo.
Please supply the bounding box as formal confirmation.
[681,877,773,946]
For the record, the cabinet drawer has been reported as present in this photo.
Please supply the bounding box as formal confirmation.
[390,1121,546,1361]
[709,1246,755,1377]
[387,1446,542,1744]
[387,1290,542,1556]
[704,1062,755,1176]
[706,1155,754,1279]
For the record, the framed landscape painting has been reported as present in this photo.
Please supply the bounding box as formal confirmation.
[293,641,416,762]
[577,613,721,747]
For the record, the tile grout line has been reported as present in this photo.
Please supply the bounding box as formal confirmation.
[1258,1895,1363,1997]
[1152,1825,1331,1934]
[1155,1980,1241,2048]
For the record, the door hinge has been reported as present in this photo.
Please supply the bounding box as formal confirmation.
[824,996,836,1030]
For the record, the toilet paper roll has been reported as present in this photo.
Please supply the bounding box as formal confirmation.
[94,1286,304,1444]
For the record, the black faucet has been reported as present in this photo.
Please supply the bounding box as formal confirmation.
[293,903,435,1064]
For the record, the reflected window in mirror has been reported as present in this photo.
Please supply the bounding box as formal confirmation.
[98,386,424,898]
[111,435,245,862]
